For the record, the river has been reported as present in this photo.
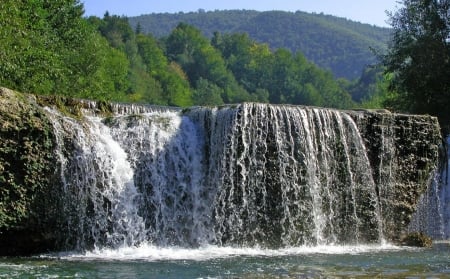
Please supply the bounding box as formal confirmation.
[1,243,449,278]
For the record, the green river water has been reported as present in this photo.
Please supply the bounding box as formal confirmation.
[1,243,449,278]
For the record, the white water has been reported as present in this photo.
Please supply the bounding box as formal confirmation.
[42,103,444,253]
[409,135,450,239]
[55,243,405,262]
[443,136,450,238]
[106,111,213,246]
[204,105,382,246]
[46,109,147,249]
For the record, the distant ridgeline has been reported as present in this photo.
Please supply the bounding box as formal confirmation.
[0,87,445,256]
[129,10,391,79]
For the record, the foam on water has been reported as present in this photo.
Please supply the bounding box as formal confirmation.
[53,243,405,262]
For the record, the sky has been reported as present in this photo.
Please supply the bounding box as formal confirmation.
[81,0,401,28]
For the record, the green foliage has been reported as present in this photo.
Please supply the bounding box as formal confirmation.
[382,0,450,132]
[0,0,130,101]
[165,23,229,86]
[344,65,395,109]
[1,1,364,109]
[0,89,55,230]
[213,33,355,108]
[165,23,251,104]
[135,33,193,106]
[128,10,391,79]
[193,78,224,106]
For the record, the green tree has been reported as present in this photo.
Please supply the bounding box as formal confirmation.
[96,15,166,104]
[165,23,253,104]
[360,72,398,109]
[193,78,224,105]
[0,0,68,94]
[0,0,127,100]
[136,34,168,76]
[161,63,193,107]
[212,32,354,108]
[136,33,193,106]
[166,23,230,86]
[382,0,450,132]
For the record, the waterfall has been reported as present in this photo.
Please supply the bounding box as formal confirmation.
[105,111,214,247]
[196,104,382,247]
[46,109,147,249]
[42,103,441,250]
[443,136,450,238]
[409,135,450,239]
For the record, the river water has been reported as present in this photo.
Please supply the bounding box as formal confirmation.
[1,243,449,278]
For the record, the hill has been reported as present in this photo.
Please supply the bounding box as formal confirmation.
[129,10,391,80]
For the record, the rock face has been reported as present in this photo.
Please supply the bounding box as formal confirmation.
[349,110,441,241]
[0,88,58,255]
[400,232,433,247]
[0,88,443,255]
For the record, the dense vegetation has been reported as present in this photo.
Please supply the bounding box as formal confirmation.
[129,10,391,79]
[0,1,359,109]
[381,0,450,133]
[0,88,57,243]
[0,0,448,132]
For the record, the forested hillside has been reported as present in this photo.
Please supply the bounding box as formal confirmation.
[129,10,391,79]
[0,1,359,109]
[0,1,447,130]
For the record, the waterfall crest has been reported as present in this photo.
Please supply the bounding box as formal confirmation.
[42,103,442,250]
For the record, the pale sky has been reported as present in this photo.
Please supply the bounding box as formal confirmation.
[81,0,401,28]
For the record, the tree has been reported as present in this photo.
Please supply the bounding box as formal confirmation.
[165,23,230,87]
[193,78,224,106]
[0,0,126,100]
[383,0,450,132]
[165,23,254,104]
[135,33,193,106]
[0,0,70,94]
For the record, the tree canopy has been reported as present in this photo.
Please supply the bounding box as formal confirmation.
[0,1,363,109]
[128,10,391,80]
[5,1,423,111]
[382,0,450,132]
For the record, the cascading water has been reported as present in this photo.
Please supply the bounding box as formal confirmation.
[443,136,450,237]
[194,104,383,247]
[105,111,214,247]
[46,109,147,249]
[443,136,450,238]
[42,103,442,251]
[409,135,450,239]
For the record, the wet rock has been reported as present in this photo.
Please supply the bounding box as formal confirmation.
[400,232,433,247]
[349,110,441,242]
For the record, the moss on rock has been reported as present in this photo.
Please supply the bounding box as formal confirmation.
[0,87,57,255]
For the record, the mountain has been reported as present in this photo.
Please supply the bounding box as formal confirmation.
[128,10,391,80]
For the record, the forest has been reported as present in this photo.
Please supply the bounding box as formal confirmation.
[129,10,391,80]
[0,0,449,132]
[0,0,382,109]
